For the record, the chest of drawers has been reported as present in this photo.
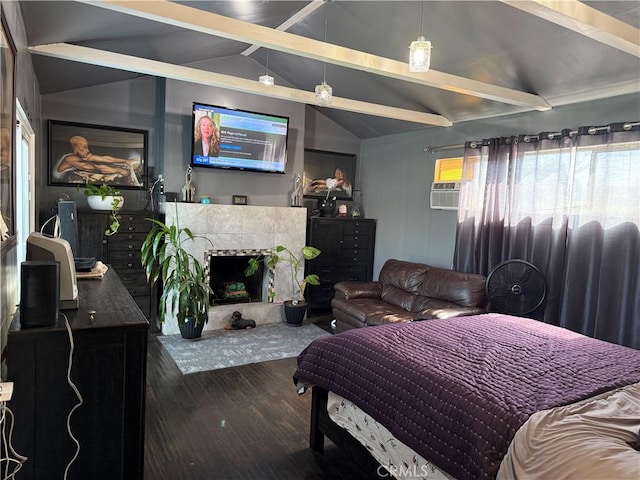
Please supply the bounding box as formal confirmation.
[78,210,159,329]
[305,217,376,312]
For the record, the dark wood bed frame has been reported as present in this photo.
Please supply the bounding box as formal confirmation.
[310,386,386,479]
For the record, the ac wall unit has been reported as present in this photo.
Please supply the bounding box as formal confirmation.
[430,182,460,210]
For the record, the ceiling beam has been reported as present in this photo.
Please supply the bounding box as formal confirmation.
[241,0,326,57]
[501,0,640,58]
[29,43,453,128]
[77,0,551,111]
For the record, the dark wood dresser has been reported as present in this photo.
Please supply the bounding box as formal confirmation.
[6,268,148,480]
[77,210,158,330]
[305,217,376,312]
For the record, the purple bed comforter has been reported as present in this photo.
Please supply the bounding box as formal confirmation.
[294,313,640,480]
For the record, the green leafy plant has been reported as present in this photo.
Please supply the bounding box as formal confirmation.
[80,183,123,236]
[140,203,213,327]
[245,245,321,305]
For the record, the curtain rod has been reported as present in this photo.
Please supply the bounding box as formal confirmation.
[424,122,639,153]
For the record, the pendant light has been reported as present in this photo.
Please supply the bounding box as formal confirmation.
[315,3,332,106]
[409,2,432,72]
[259,50,274,86]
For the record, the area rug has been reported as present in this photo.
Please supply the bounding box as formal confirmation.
[157,322,331,374]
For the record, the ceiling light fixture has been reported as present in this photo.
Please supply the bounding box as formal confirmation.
[409,2,432,72]
[315,3,332,106]
[259,50,274,85]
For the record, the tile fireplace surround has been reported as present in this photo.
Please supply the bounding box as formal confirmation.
[161,203,308,335]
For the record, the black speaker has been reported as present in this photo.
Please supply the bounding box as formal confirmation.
[20,261,60,328]
[58,200,79,257]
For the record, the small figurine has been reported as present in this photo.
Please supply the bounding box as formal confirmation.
[291,173,303,207]
[182,166,196,202]
[225,311,256,330]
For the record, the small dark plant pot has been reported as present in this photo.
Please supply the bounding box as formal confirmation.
[283,301,307,326]
[179,316,206,339]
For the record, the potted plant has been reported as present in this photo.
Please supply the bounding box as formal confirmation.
[140,203,213,339]
[81,183,124,236]
[245,245,321,326]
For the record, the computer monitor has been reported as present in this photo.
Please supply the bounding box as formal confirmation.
[26,232,79,310]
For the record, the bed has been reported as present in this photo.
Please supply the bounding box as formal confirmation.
[294,313,640,480]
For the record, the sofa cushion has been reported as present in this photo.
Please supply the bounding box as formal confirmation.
[332,297,410,324]
[411,296,462,313]
[365,310,415,326]
[381,284,418,311]
[417,267,487,307]
[378,259,428,294]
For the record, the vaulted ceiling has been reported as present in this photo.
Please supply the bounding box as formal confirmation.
[20,1,640,138]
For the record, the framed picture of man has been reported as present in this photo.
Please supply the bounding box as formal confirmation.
[303,149,356,200]
[48,120,148,188]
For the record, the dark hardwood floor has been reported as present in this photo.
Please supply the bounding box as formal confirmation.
[143,313,366,479]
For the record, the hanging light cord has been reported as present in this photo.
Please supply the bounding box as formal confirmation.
[420,2,425,37]
[322,3,328,82]
[266,50,269,75]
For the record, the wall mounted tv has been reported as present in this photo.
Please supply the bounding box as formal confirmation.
[191,102,289,174]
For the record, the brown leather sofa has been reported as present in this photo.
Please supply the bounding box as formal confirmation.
[331,259,488,333]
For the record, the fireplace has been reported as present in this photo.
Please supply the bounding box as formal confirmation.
[160,203,307,334]
[206,249,275,305]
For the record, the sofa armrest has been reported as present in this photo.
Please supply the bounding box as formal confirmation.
[415,306,487,321]
[334,281,383,300]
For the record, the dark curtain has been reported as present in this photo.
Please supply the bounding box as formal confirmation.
[453,122,640,349]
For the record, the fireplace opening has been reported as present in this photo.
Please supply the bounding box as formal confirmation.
[209,255,264,305]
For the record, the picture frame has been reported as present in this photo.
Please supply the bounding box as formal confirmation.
[303,149,356,200]
[0,11,16,244]
[232,195,248,205]
[48,120,148,189]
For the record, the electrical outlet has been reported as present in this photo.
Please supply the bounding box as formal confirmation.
[158,174,165,195]
[0,382,14,401]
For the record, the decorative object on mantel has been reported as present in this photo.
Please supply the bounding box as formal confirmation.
[140,201,214,339]
[350,189,363,218]
[181,165,196,202]
[81,182,124,236]
[337,204,348,217]
[319,188,336,217]
[291,173,303,207]
[245,245,321,326]
[232,195,248,205]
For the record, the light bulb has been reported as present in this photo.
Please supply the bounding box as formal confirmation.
[409,36,432,72]
[259,74,274,86]
[315,81,332,106]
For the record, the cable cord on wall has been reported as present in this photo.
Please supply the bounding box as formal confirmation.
[39,214,60,236]
[61,313,84,480]
[0,401,28,479]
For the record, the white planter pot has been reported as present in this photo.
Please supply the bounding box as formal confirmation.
[86,195,124,211]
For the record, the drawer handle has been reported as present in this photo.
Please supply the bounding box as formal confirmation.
[127,263,134,268]
[127,216,134,221]
[128,252,133,258]
[128,244,134,250]
[128,226,134,231]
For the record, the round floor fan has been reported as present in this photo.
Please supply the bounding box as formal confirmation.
[486,259,547,316]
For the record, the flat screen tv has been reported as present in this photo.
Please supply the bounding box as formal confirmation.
[191,102,289,174]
